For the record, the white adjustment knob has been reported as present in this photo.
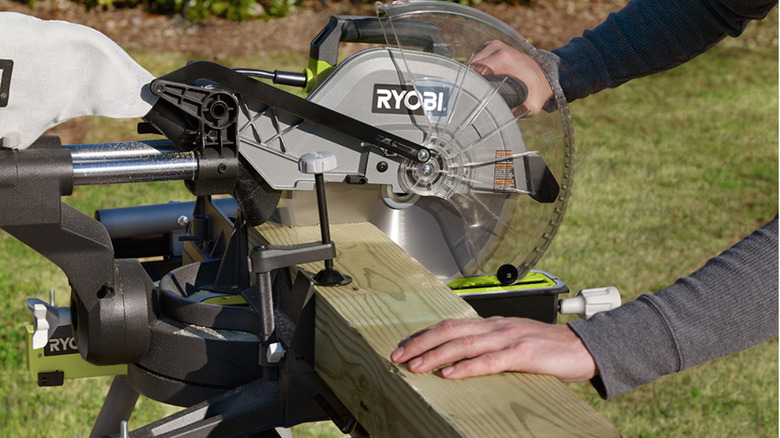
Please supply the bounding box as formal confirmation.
[559,286,621,319]
[26,298,72,349]
[298,151,337,174]
[266,342,286,364]
[1,132,22,149]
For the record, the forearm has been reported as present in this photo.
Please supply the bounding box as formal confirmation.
[569,217,779,399]
[548,0,777,100]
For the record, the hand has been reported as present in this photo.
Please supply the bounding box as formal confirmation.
[470,40,554,117]
[390,316,598,382]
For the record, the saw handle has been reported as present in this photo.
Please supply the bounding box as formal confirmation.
[484,75,529,109]
[485,75,559,114]
[310,16,450,67]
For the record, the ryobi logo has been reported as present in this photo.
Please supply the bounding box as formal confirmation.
[372,84,449,117]
[44,325,79,357]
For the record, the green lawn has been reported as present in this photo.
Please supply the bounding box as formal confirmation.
[0,10,777,438]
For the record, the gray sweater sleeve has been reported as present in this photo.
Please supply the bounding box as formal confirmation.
[568,217,778,399]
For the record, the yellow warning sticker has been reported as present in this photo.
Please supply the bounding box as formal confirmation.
[493,150,517,192]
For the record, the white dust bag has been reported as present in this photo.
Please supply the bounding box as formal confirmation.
[0,12,157,149]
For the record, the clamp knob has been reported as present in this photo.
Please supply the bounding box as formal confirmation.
[298,151,337,174]
[27,298,72,349]
[559,286,621,319]
[1,131,22,149]
[297,152,352,287]
[266,342,286,364]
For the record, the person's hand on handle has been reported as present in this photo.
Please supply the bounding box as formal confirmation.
[470,40,554,117]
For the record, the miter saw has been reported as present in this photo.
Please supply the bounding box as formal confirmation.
[7,1,621,436]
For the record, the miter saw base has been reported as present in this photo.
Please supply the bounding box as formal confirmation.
[26,199,570,391]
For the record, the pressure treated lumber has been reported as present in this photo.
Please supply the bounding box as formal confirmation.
[253,221,619,437]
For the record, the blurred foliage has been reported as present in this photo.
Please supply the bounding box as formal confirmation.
[12,0,301,20]
[10,0,499,21]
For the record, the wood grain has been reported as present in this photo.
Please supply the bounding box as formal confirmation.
[253,221,619,437]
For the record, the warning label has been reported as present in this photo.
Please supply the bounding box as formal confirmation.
[493,150,517,192]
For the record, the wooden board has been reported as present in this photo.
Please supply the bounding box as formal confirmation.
[253,221,619,437]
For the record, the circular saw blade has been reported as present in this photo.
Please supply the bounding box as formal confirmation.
[283,1,573,284]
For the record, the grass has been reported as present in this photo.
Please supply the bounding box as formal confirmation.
[0,9,777,438]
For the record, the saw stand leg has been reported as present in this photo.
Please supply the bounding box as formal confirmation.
[90,376,140,438]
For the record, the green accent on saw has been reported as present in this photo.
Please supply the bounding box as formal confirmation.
[26,325,127,382]
[202,294,248,306]
[449,270,558,295]
[304,58,336,94]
